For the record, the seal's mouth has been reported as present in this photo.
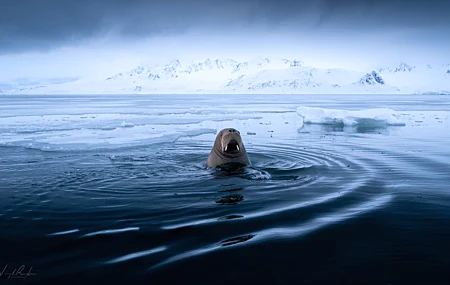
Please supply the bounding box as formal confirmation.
[224,140,240,154]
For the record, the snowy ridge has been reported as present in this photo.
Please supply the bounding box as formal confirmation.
[358,71,385,85]
[379,62,416,73]
[2,57,450,95]
[105,56,299,82]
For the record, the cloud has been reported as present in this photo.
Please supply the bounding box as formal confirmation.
[1,0,449,54]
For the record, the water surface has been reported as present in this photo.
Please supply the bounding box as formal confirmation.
[0,94,449,284]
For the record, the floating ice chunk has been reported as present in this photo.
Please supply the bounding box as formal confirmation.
[120,121,135,128]
[296,106,406,126]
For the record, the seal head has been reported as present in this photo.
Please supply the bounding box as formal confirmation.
[206,128,250,168]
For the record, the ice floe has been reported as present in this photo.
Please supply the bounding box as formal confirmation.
[296,106,406,126]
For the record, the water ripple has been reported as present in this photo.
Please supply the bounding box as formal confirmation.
[105,246,167,264]
[82,227,140,238]
[47,229,80,236]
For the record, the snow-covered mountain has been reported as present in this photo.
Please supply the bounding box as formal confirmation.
[3,57,450,95]
[105,56,300,81]
[0,77,79,91]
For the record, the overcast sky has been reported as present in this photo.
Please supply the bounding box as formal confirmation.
[1,0,449,81]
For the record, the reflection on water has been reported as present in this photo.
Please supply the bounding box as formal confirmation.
[300,122,402,134]
[215,194,244,205]
[221,234,256,247]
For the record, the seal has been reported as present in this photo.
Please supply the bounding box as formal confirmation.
[206,128,251,168]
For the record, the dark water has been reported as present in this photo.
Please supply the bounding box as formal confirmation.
[0,94,449,285]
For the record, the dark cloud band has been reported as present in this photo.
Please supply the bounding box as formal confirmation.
[1,0,449,54]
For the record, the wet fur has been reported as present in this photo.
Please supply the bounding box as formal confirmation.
[206,128,250,168]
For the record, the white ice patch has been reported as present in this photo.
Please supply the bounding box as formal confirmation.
[120,121,135,128]
[0,109,303,151]
[296,106,406,126]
